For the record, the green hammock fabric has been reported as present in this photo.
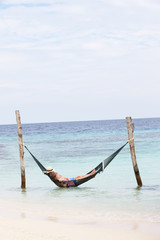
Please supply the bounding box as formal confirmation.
[88,142,128,174]
[24,146,46,172]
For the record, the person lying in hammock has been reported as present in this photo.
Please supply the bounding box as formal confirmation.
[43,166,97,188]
[24,141,129,188]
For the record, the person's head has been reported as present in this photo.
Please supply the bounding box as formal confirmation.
[46,166,55,172]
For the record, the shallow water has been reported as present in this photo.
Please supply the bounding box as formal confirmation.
[0,118,160,224]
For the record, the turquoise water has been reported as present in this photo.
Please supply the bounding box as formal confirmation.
[0,118,160,223]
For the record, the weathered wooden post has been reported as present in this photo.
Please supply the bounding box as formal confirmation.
[126,117,142,187]
[15,110,26,189]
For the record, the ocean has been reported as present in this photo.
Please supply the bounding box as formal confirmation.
[0,118,160,227]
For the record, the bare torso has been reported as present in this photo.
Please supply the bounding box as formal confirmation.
[46,169,97,188]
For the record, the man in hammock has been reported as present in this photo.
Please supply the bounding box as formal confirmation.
[24,141,129,188]
[44,167,97,188]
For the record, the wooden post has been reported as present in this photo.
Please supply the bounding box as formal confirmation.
[126,117,142,187]
[15,110,26,189]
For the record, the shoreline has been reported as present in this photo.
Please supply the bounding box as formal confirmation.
[0,198,160,240]
[1,214,160,240]
[1,221,160,240]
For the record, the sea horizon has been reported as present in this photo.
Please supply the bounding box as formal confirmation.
[1,116,160,126]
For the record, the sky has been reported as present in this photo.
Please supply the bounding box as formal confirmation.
[0,0,160,124]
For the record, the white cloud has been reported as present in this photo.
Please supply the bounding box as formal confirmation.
[0,0,160,123]
[133,0,160,9]
[111,0,160,9]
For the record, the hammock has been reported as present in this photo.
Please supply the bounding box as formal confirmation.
[24,140,129,187]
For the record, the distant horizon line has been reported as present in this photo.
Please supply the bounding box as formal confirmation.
[0,116,160,126]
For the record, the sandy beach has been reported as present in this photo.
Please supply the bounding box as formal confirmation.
[0,198,160,240]
[1,217,160,240]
